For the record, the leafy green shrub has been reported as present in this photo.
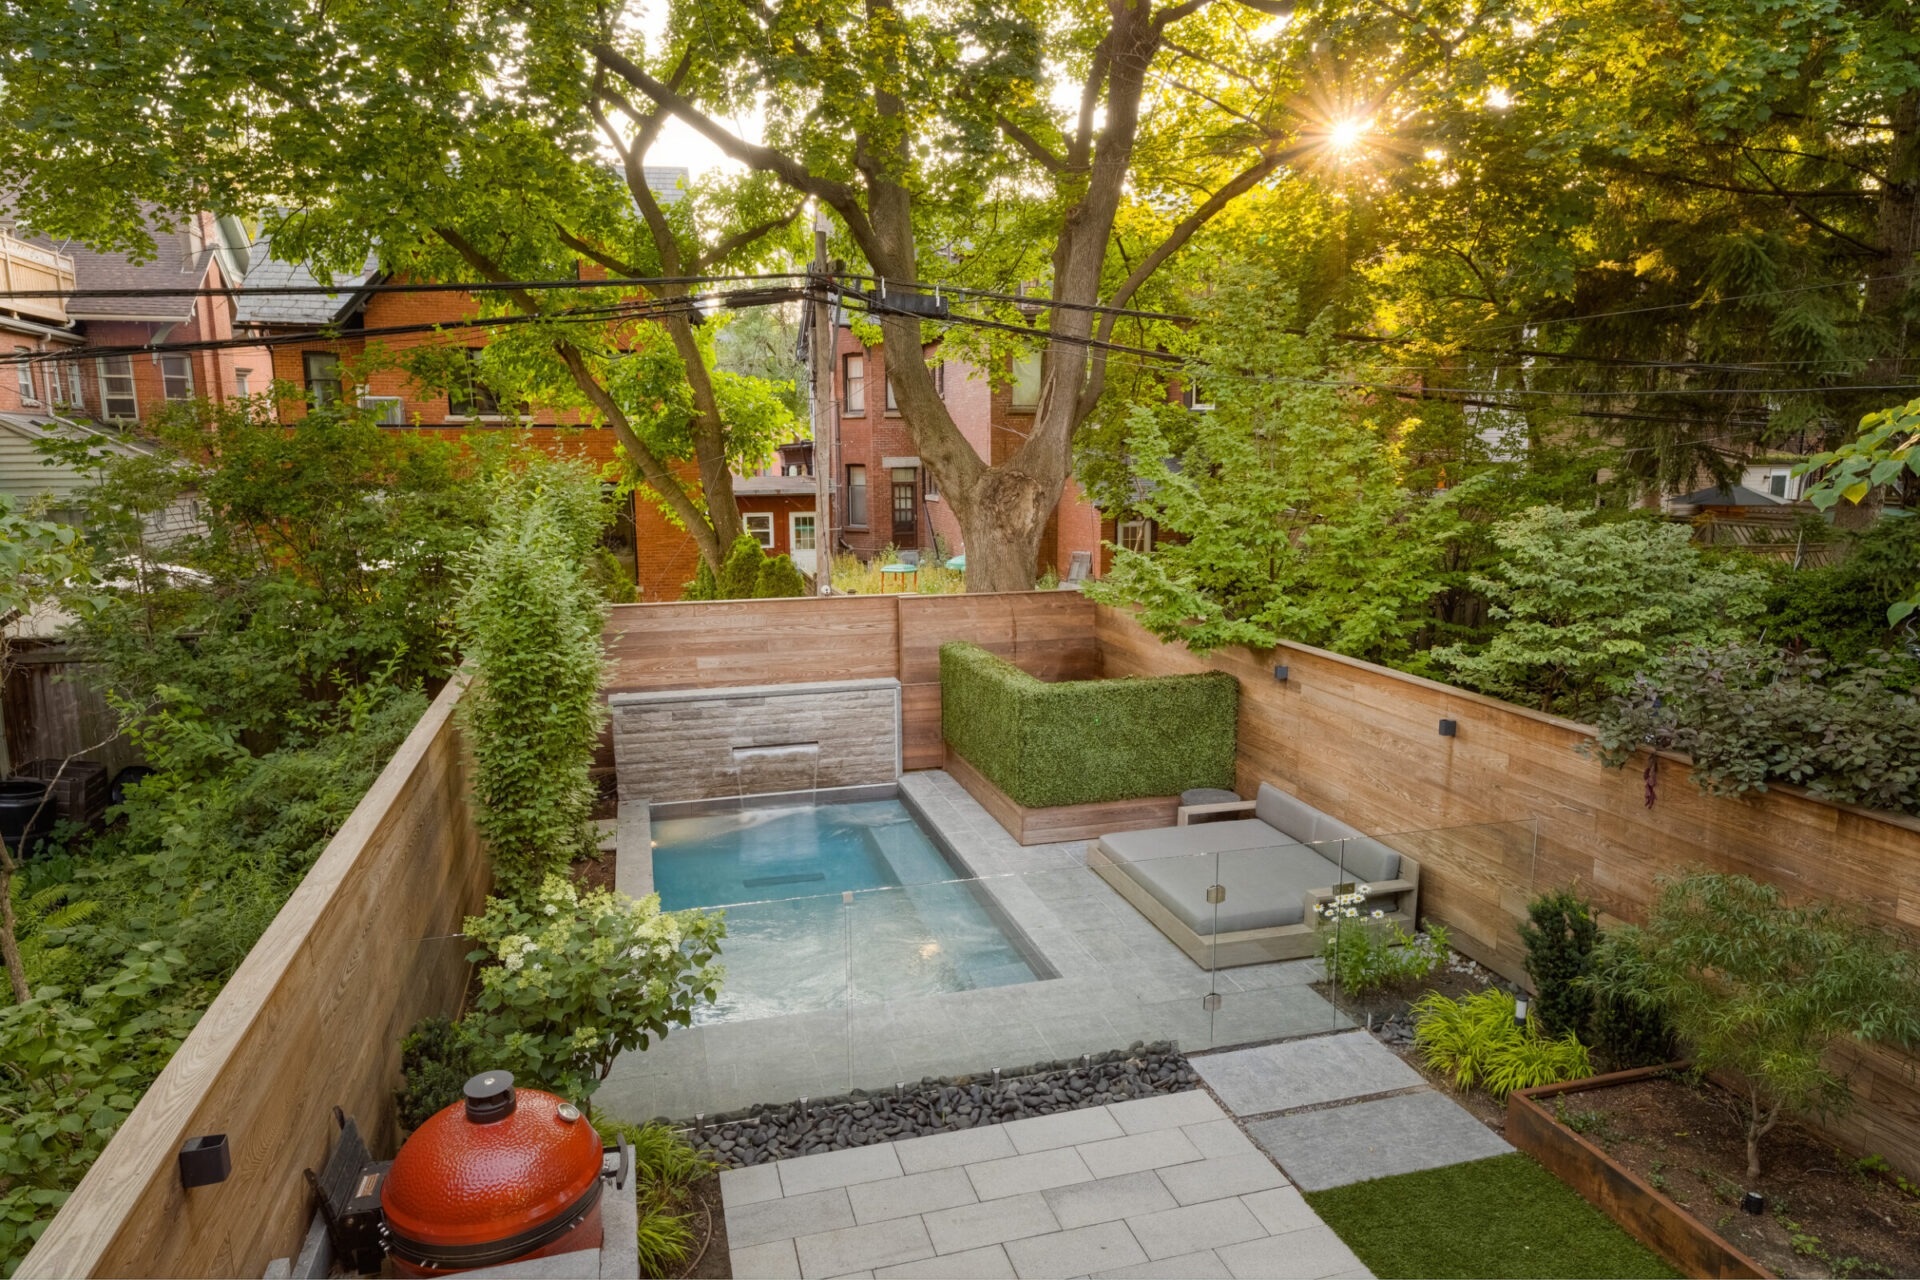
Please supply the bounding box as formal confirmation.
[717,534,766,599]
[1583,940,1677,1071]
[1432,506,1767,716]
[458,463,610,899]
[1518,888,1598,1037]
[1589,870,1920,1178]
[1315,890,1450,996]
[682,558,719,601]
[754,553,808,598]
[939,642,1237,807]
[1413,988,1593,1100]
[461,876,725,1106]
[1590,643,1920,815]
[397,1016,477,1133]
[1761,519,1920,673]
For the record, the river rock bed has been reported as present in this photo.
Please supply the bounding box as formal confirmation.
[684,1042,1198,1167]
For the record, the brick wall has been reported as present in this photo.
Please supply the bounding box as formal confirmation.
[0,332,82,413]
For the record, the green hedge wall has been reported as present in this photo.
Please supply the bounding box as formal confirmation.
[940,642,1239,808]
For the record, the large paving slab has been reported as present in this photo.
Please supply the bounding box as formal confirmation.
[1191,1031,1423,1117]
[1245,1090,1513,1191]
[727,1101,1374,1279]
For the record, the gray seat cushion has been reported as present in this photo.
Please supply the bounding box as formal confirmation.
[1099,819,1291,864]
[1108,842,1346,936]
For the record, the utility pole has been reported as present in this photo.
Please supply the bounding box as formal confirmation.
[810,209,835,594]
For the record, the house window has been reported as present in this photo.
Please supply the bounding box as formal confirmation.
[743,512,775,549]
[303,351,343,406]
[1011,353,1042,410]
[886,375,897,413]
[448,349,501,418]
[65,360,84,408]
[235,368,252,398]
[843,353,866,414]
[14,348,35,404]
[160,354,194,401]
[1767,472,1789,498]
[1183,381,1214,411]
[98,354,139,419]
[891,466,917,538]
[358,395,405,425]
[846,464,868,527]
[1118,519,1154,555]
[923,467,940,502]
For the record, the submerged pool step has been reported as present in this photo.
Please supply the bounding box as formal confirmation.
[741,872,829,890]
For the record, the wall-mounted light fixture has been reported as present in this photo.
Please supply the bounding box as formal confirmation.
[1272,664,1290,682]
[1438,718,1458,737]
[179,1134,232,1189]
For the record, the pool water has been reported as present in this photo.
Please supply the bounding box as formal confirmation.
[652,801,1041,1023]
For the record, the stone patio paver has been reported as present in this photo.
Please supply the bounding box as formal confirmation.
[727,1101,1374,1279]
[1245,1090,1513,1191]
[1093,1249,1235,1279]
[1191,1031,1423,1116]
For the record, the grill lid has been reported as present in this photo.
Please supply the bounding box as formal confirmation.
[381,1072,604,1261]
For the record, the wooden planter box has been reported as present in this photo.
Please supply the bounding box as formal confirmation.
[944,751,1178,846]
[1508,1065,1773,1279]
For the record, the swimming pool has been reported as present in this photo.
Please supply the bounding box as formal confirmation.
[651,800,1043,1023]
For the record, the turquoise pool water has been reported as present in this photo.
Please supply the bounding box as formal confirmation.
[652,801,1041,1023]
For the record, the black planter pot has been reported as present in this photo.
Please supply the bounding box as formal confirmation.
[0,778,57,859]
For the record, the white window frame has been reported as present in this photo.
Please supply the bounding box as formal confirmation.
[98,354,139,420]
[358,394,405,425]
[65,359,85,408]
[13,348,36,405]
[159,353,194,401]
[923,466,940,501]
[743,512,775,549]
[846,464,869,528]
[843,353,866,415]
[1010,352,1042,410]
[1118,519,1154,555]
[789,511,817,554]
[1183,382,1215,411]
[234,368,252,398]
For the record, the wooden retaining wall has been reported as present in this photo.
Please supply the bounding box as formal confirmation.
[600,593,1101,771]
[1094,603,1920,1177]
[19,676,489,1279]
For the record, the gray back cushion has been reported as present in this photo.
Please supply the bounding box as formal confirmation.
[1327,836,1401,886]
[1254,783,1319,840]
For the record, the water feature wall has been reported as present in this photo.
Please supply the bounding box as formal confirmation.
[610,678,901,806]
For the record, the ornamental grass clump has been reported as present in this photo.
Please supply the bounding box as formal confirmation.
[461,876,725,1109]
[1413,987,1592,1100]
[1314,887,1449,996]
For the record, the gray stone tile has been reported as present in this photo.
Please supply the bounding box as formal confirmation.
[1004,1222,1148,1279]
[1182,1120,1258,1161]
[723,1163,786,1207]
[733,1239,803,1279]
[779,1144,906,1197]
[1125,1198,1267,1262]
[848,1167,979,1224]
[795,1218,936,1279]
[1156,1154,1289,1206]
[1042,1170,1178,1230]
[1191,1032,1422,1117]
[1076,1128,1205,1179]
[1246,1092,1512,1192]
[1094,1250,1233,1279]
[923,1192,1062,1254]
[966,1146,1098,1201]
[1239,1187,1321,1237]
[1216,1227,1368,1279]
[1007,1106,1126,1153]
[728,1188,858,1249]
[895,1124,1018,1174]
[1105,1092,1226,1135]
[876,1245,1016,1279]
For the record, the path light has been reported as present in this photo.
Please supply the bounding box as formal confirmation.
[1743,1191,1765,1215]
[1514,997,1529,1028]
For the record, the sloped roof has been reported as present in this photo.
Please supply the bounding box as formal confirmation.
[1672,484,1782,507]
[235,236,382,328]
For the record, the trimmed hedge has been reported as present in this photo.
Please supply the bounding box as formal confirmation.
[940,642,1238,808]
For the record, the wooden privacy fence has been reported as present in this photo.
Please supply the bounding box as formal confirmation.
[20,676,489,1280]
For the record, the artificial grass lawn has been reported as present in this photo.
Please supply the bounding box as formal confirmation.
[1303,1153,1680,1280]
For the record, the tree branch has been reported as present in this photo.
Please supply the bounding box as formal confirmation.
[998,113,1075,174]
[695,204,805,272]
[555,226,646,280]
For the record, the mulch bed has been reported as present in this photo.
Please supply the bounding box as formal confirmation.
[1549,1073,1920,1279]
[570,849,616,894]
[672,1172,729,1278]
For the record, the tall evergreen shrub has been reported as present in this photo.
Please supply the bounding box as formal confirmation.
[717,534,766,599]
[458,463,610,899]
[1518,888,1598,1037]
[754,553,807,598]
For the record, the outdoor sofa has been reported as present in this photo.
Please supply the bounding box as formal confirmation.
[1085,782,1422,969]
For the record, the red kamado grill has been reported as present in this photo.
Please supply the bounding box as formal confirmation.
[380,1071,628,1276]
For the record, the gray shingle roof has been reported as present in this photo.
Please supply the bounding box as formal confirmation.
[16,211,218,324]
[644,167,690,204]
[235,236,382,328]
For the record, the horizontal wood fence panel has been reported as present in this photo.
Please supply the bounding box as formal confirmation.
[603,596,902,692]
[1094,603,1920,1177]
[20,676,488,1280]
